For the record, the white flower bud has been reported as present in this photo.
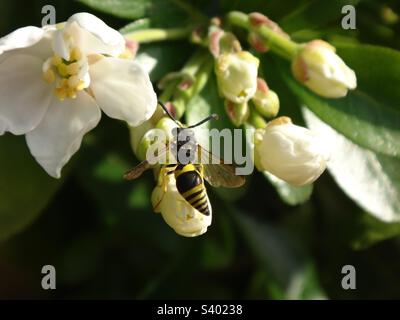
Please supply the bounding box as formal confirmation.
[254,117,330,186]
[292,40,357,98]
[151,175,212,237]
[215,51,259,103]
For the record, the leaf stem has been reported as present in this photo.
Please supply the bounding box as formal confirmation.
[226,11,299,60]
[125,26,193,43]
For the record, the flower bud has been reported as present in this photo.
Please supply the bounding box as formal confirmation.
[135,117,176,161]
[151,175,212,237]
[292,40,357,98]
[254,117,330,186]
[252,78,280,118]
[215,51,259,104]
[225,100,250,127]
[248,108,267,129]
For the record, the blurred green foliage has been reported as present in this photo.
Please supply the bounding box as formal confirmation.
[1,0,400,299]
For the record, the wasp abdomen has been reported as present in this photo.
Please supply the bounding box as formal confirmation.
[176,169,210,216]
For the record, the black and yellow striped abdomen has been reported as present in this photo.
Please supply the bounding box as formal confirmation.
[175,164,210,216]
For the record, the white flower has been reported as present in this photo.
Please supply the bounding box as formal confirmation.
[0,13,157,178]
[151,173,212,237]
[254,117,330,186]
[292,40,357,98]
[215,51,259,104]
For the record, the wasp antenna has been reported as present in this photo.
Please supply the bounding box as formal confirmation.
[158,101,181,126]
[188,113,220,128]
[211,113,219,121]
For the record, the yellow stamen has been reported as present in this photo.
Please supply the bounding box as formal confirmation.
[68,75,80,88]
[76,80,87,91]
[66,62,79,75]
[67,88,77,99]
[55,87,66,101]
[52,55,62,66]
[70,47,82,61]
[42,69,55,83]
[57,63,69,77]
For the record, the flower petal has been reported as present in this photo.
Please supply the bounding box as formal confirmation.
[56,13,125,58]
[0,54,52,135]
[0,26,56,64]
[0,26,44,55]
[26,92,101,178]
[89,57,157,127]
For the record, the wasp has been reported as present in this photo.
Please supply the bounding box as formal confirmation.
[123,102,245,216]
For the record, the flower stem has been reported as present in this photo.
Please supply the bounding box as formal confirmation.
[125,26,193,43]
[226,11,299,60]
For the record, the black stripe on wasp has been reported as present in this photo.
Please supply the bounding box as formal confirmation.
[123,101,246,216]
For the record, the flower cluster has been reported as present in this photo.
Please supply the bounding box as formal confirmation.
[1,10,358,238]
[0,13,157,178]
[209,23,280,127]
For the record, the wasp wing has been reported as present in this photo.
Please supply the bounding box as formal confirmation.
[123,160,152,180]
[124,142,172,181]
[197,146,245,188]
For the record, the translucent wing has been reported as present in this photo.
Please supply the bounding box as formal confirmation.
[123,160,152,180]
[197,146,245,188]
[124,142,171,181]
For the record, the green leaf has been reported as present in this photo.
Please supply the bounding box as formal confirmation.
[279,0,360,33]
[0,135,62,241]
[135,43,191,83]
[263,172,313,206]
[303,108,400,223]
[352,213,400,250]
[79,0,187,25]
[232,209,325,299]
[276,44,400,157]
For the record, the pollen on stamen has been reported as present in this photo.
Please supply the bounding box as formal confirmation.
[43,69,55,83]
[67,62,80,75]
[52,55,62,66]
[55,87,67,101]
[70,47,82,61]
[57,63,69,77]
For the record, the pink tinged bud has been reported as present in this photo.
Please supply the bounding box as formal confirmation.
[248,12,291,39]
[248,32,269,53]
[191,27,207,45]
[224,100,250,127]
[164,101,177,119]
[249,12,271,27]
[292,40,357,98]
[256,78,269,93]
[178,78,194,91]
[209,29,224,57]
[291,56,309,83]
[125,40,139,58]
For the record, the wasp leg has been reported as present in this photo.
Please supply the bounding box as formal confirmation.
[153,165,176,211]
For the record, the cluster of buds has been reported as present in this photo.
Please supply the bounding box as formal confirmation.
[209,21,280,128]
